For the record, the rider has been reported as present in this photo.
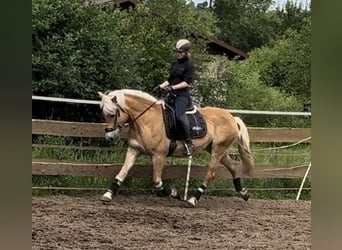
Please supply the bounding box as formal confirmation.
[156,39,195,156]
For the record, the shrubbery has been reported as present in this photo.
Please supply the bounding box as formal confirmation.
[32,0,311,127]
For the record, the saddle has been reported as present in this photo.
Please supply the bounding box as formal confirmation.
[162,102,207,156]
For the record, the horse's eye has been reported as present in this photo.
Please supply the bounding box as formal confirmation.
[110,115,115,118]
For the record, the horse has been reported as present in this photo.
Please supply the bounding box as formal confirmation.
[98,89,254,206]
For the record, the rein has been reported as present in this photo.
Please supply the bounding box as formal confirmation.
[128,100,159,126]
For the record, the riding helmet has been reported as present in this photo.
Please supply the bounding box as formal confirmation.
[175,39,191,52]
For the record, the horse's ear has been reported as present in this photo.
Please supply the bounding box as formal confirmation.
[98,92,105,98]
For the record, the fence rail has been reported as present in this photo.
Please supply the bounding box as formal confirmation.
[32,119,311,180]
[32,159,310,179]
[32,119,311,143]
[32,95,311,116]
[32,96,311,195]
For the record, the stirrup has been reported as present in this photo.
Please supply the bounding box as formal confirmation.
[184,142,194,156]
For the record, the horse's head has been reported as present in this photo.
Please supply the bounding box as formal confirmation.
[98,91,130,143]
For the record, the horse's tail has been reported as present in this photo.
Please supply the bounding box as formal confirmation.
[234,116,254,176]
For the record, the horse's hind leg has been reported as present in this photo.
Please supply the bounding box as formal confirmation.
[187,149,224,206]
[220,154,249,201]
[101,146,140,202]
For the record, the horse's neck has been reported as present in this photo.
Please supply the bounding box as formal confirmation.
[125,97,162,125]
[124,98,164,149]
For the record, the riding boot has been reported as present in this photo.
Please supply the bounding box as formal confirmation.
[178,114,194,156]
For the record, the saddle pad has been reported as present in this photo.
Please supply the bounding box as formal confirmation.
[162,104,207,141]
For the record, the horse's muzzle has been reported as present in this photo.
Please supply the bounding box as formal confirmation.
[105,128,120,142]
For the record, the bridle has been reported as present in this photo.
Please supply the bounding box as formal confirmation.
[104,106,124,133]
[103,97,159,133]
[105,108,122,133]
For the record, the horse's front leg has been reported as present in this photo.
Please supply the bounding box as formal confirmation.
[101,146,140,202]
[152,154,178,198]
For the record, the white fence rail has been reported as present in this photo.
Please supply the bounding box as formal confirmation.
[32,95,311,116]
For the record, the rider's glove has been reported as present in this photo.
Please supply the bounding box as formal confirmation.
[163,86,173,92]
[152,85,161,93]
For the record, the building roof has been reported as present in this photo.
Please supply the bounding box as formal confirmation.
[93,0,139,9]
[200,34,249,59]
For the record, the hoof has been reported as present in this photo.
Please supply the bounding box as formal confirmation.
[187,197,197,207]
[170,187,180,199]
[100,190,113,202]
[239,188,249,201]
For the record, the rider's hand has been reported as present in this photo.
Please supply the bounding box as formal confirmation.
[152,85,161,93]
[163,86,173,92]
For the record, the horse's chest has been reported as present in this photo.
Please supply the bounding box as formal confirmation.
[128,138,142,149]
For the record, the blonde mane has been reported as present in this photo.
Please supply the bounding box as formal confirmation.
[101,89,157,116]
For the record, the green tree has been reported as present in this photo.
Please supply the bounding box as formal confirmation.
[213,0,281,52]
[212,0,311,52]
[195,55,307,127]
[32,0,141,99]
[32,0,216,120]
[32,0,310,126]
[274,0,311,36]
[247,16,311,109]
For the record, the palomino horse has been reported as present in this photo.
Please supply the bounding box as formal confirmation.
[98,89,254,206]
